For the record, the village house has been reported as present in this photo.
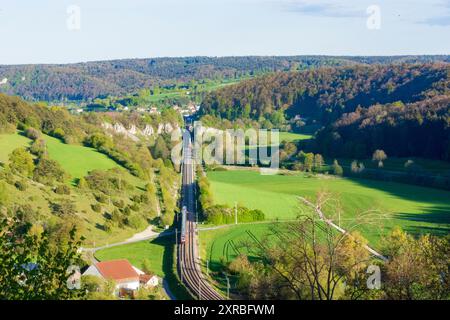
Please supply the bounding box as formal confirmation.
[83,259,159,297]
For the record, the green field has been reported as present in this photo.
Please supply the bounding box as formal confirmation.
[199,223,289,296]
[143,78,247,104]
[279,132,313,142]
[0,132,32,163]
[207,169,450,245]
[95,237,170,277]
[245,132,312,152]
[43,135,120,181]
[0,132,120,181]
[95,236,191,299]
[0,132,152,245]
[200,223,282,271]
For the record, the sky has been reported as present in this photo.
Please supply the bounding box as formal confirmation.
[0,0,449,65]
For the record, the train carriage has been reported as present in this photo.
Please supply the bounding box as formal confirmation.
[180,206,187,243]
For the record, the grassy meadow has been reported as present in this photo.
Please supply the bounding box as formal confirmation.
[1,132,120,182]
[43,135,120,181]
[95,235,192,299]
[200,223,282,270]
[279,131,313,143]
[207,169,450,246]
[95,237,170,277]
[0,132,33,163]
[0,132,153,246]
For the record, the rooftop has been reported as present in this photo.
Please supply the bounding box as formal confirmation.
[95,259,139,283]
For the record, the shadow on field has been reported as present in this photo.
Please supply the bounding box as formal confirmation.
[346,176,450,236]
[393,207,450,237]
[402,225,450,237]
[151,236,192,300]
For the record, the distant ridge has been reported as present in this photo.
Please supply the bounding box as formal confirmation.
[0,55,449,101]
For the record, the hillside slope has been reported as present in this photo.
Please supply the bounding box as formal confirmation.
[200,63,450,161]
[1,56,449,101]
[0,94,180,246]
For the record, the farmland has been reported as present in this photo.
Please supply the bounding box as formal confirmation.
[207,169,450,246]
[200,223,283,271]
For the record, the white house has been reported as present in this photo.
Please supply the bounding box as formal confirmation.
[83,259,159,297]
[83,259,141,292]
[139,273,159,288]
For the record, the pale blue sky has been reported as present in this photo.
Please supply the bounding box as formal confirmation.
[0,0,449,64]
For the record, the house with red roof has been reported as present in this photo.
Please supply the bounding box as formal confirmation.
[83,259,158,296]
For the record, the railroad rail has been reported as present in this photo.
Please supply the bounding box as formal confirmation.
[178,132,223,300]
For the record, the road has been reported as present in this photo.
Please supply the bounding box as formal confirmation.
[178,131,223,300]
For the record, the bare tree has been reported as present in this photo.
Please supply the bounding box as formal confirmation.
[237,191,388,300]
[372,150,387,168]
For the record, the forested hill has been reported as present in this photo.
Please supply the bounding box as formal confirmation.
[316,95,450,161]
[200,63,449,125]
[199,62,450,161]
[0,55,449,101]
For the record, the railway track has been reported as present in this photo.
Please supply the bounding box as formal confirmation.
[178,133,223,300]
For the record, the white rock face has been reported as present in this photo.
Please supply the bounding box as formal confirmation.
[101,122,178,140]
[157,124,164,134]
[129,125,138,135]
[113,123,127,134]
[142,125,154,136]
[102,123,112,130]
[164,123,174,133]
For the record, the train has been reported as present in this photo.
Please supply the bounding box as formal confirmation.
[180,206,187,243]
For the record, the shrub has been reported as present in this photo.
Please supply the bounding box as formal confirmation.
[30,139,47,157]
[52,128,66,140]
[113,199,125,209]
[128,214,144,229]
[204,205,265,225]
[103,220,114,233]
[131,195,142,204]
[14,180,28,191]
[25,127,41,140]
[0,181,9,205]
[94,193,108,204]
[76,177,88,189]
[91,203,102,213]
[122,206,131,216]
[50,199,76,216]
[54,184,71,195]
[33,158,66,185]
[8,148,35,177]
[129,203,140,212]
